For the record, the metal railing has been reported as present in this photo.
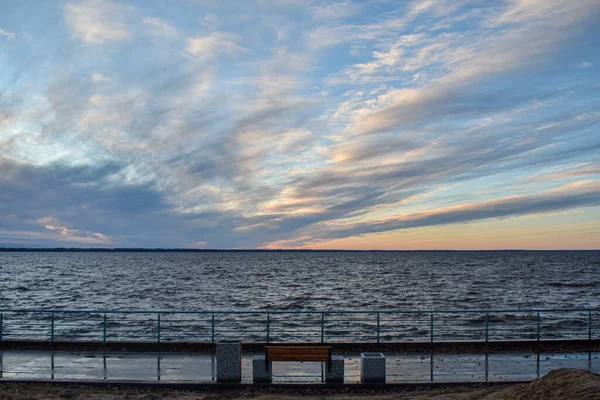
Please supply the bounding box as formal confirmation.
[0,308,598,344]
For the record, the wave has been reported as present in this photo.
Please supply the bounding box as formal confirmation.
[544,282,600,288]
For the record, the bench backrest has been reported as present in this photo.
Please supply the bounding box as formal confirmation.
[265,346,332,364]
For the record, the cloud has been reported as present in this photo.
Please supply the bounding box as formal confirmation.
[246,102,600,247]
[64,0,131,44]
[1,0,599,249]
[534,165,600,181]
[39,216,111,245]
[310,2,362,21]
[347,0,600,136]
[184,241,207,248]
[0,28,16,40]
[0,157,240,247]
[91,73,109,82]
[266,181,600,247]
[141,17,178,39]
[186,32,246,61]
[493,0,586,25]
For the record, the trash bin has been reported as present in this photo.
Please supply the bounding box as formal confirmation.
[216,340,242,381]
[360,352,386,382]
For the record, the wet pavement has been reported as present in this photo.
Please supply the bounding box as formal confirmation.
[0,350,598,384]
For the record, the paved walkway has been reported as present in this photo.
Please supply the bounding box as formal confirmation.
[0,350,598,384]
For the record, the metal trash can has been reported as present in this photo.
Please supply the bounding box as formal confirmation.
[360,352,386,382]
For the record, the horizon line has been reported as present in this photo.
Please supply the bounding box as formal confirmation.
[0,247,598,252]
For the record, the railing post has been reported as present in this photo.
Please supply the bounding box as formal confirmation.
[266,314,270,344]
[536,311,540,341]
[0,312,3,343]
[157,313,161,344]
[430,312,434,343]
[321,312,325,344]
[211,313,215,344]
[589,310,592,341]
[376,312,380,344]
[50,312,55,343]
[485,312,489,343]
[103,313,107,344]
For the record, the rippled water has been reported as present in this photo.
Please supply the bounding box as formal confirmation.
[2,251,599,310]
[1,251,599,342]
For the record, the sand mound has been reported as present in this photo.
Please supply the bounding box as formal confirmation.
[478,369,600,400]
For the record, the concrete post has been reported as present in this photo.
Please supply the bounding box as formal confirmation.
[325,355,345,382]
[216,340,242,382]
[252,355,272,382]
[360,352,386,382]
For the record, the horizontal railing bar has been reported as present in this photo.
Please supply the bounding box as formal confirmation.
[2,308,599,314]
[159,328,212,331]
[52,337,102,340]
[158,320,210,323]
[2,328,51,332]
[162,335,213,338]
[1,334,53,337]
[105,335,156,339]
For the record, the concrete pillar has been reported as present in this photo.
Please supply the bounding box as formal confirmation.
[360,352,386,382]
[216,340,242,382]
[325,355,345,382]
[252,355,272,382]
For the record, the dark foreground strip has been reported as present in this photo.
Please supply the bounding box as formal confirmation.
[0,378,527,392]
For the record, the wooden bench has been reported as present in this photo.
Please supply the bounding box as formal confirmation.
[265,346,332,371]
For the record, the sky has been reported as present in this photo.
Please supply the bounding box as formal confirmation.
[0,0,599,250]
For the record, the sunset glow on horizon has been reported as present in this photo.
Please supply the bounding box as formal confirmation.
[1,0,599,249]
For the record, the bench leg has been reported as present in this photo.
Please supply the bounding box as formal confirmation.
[252,356,272,382]
[325,356,344,382]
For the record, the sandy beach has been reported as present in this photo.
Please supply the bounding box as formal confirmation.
[0,369,599,400]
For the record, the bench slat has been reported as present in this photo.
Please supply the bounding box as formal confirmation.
[265,346,332,368]
[266,346,330,357]
[268,355,331,362]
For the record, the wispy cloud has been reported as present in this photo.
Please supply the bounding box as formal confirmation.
[346,0,600,136]
[266,181,600,247]
[142,18,178,39]
[0,28,16,40]
[64,0,131,44]
[1,0,599,248]
[91,73,109,82]
[532,165,600,181]
[186,32,246,61]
